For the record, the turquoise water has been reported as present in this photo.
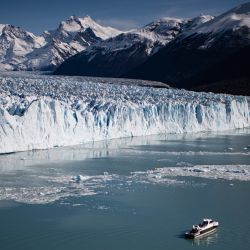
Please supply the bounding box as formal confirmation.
[0,129,250,250]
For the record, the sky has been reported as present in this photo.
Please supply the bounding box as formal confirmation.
[0,0,249,34]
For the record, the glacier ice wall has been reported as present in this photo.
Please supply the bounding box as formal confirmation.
[0,73,249,153]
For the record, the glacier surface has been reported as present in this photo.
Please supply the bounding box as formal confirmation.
[0,72,249,154]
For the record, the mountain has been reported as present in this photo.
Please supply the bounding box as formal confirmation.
[0,16,121,71]
[0,24,46,70]
[125,3,250,95]
[54,18,186,76]
[54,15,214,77]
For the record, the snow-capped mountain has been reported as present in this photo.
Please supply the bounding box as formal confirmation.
[187,3,250,35]
[54,18,187,76]
[0,25,46,70]
[0,72,249,153]
[125,3,250,95]
[0,16,121,71]
[54,15,214,77]
[0,12,215,74]
[51,15,121,41]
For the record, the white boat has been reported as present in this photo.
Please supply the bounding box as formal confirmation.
[185,219,219,239]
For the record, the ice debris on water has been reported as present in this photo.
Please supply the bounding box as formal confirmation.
[132,165,250,182]
[0,163,249,205]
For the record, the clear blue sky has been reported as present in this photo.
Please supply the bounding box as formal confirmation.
[0,0,248,34]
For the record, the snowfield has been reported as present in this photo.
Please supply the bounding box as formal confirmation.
[0,72,249,154]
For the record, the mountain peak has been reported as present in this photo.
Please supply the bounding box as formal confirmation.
[193,14,214,23]
[2,24,17,33]
[140,17,183,38]
[0,24,35,40]
[58,15,97,33]
[66,15,95,25]
[81,15,94,21]
[185,3,250,35]
[77,15,100,28]
[143,17,183,28]
[57,15,120,40]
[59,16,84,33]
[68,15,77,20]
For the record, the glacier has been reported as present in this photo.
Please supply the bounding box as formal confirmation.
[0,72,249,154]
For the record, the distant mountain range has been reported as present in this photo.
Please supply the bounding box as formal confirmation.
[0,16,120,71]
[54,15,215,77]
[1,3,250,95]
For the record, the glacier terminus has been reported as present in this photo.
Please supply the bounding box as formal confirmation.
[0,72,249,154]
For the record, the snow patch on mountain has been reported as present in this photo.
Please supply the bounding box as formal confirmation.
[183,15,214,30]
[137,17,184,44]
[188,3,250,35]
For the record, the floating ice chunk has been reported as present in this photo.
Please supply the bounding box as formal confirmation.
[72,175,92,183]
[132,165,250,181]
[192,168,209,173]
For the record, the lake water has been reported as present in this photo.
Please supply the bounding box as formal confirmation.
[0,129,250,250]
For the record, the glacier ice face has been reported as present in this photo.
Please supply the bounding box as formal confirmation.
[0,72,249,154]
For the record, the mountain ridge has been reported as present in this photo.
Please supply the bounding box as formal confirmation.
[0,15,121,71]
[54,15,214,77]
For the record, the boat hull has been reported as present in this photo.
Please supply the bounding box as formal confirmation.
[185,226,218,239]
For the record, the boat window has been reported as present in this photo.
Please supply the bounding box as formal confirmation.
[199,221,208,227]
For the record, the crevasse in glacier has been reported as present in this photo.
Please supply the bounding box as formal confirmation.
[0,72,249,153]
